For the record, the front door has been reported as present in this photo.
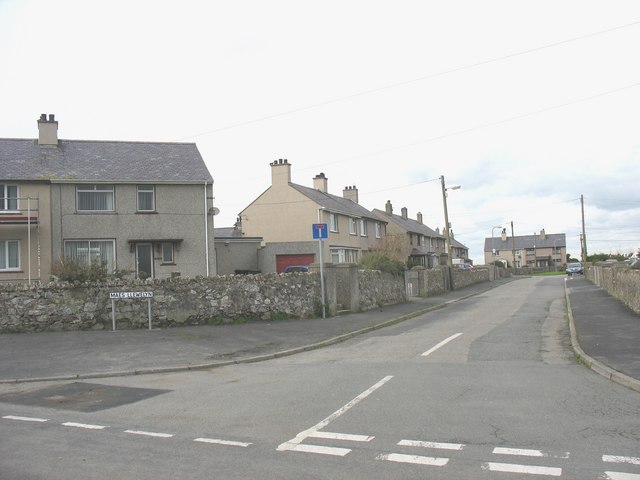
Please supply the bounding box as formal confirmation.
[136,243,154,279]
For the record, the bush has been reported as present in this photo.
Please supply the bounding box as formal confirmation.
[359,252,405,276]
[51,259,108,283]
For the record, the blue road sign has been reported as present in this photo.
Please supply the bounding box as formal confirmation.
[312,223,328,239]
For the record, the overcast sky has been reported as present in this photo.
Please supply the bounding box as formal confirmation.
[1,0,639,264]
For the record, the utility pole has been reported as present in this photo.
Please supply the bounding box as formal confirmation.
[581,194,588,263]
[440,176,453,269]
[511,221,516,268]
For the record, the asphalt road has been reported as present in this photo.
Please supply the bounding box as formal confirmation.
[1,276,639,479]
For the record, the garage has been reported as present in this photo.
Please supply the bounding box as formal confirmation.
[276,254,315,273]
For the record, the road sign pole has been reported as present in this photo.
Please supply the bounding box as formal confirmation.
[319,238,325,318]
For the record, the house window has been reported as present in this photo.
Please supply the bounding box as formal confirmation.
[429,238,434,249]
[64,240,115,272]
[162,242,174,263]
[137,185,155,212]
[0,184,18,211]
[0,240,19,270]
[360,219,367,237]
[349,217,357,235]
[375,222,382,238]
[77,185,114,211]
[329,213,338,232]
[330,248,359,264]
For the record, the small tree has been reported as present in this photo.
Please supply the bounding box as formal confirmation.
[359,251,405,276]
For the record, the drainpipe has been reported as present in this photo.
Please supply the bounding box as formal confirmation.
[204,181,209,277]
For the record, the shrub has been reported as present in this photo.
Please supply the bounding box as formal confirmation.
[359,252,405,276]
[51,259,108,283]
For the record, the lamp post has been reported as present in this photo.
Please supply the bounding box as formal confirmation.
[440,176,460,268]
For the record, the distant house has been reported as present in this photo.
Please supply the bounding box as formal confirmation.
[484,228,566,267]
[238,159,387,273]
[0,114,215,282]
[373,201,445,267]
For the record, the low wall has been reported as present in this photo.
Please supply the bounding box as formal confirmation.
[585,264,640,314]
[405,266,494,297]
[0,267,409,333]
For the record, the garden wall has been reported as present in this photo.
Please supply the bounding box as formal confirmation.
[585,263,640,315]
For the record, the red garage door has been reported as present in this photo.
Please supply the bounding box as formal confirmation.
[276,254,315,273]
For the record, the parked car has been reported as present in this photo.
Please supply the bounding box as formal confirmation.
[283,265,309,273]
[457,263,474,270]
[566,262,583,275]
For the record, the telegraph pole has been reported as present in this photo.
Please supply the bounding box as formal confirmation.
[580,194,588,263]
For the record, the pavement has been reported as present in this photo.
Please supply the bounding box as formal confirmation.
[0,275,638,393]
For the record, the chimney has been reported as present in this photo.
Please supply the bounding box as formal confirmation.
[385,200,393,215]
[37,113,58,146]
[417,212,423,224]
[313,172,328,193]
[270,159,291,186]
[342,185,358,203]
[540,229,546,240]
[401,207,408,220]
[501,228,507,242]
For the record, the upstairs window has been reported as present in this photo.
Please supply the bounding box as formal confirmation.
[329,213,339,232]
[375,222,382,238]
[360,219,367,237]
[137,185,155,212]
[77,185,114,212]
[0,184,18,211]
[0,240,19,270]
[349,217,357,235]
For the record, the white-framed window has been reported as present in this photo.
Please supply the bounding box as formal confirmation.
[375,222,382,238]
[137,185,155,212]
[64,239,115,272]
[329,212,338,232]
[330,248,359,264]
[0,184,18,211]
[76,184,114,212]
[349,217,357,235]
[360,219,367,237]
[162,242,174,263]
[0,240,19,270]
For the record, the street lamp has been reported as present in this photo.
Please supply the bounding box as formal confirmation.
[440,176,460,268]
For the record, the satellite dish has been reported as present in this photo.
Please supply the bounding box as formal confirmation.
[209,207,220,216]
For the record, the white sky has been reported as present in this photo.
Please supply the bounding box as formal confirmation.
[1,0,639,264]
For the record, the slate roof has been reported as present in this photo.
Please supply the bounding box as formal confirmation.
[484,233,566,252]
[291,184,382,221]
[372,208,442,239]
[0,138,212,182]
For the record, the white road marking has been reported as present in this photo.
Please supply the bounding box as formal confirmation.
[398,439,464,451]
[277,375,393,453]
[482,462,562,476]
[604,473,640,480]
[309,431,374,442]
[377,453,449,466]
[421,333,463,357]
[62,422,107,430]
[494,446,570,459]
[604,455,640,465]
[194,438,252,447]
[125,429,173,438]
[3,415,48,423]
[288,444,351,456]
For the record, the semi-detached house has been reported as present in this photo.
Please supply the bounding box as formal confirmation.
[0,114,215,283]
[238,159,387,273]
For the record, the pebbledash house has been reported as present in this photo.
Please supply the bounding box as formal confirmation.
[0,114,216,283]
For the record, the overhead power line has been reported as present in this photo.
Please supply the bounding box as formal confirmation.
[175,19,640,141]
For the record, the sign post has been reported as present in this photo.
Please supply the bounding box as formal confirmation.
[109,291,154,331]
[312,223,328,318]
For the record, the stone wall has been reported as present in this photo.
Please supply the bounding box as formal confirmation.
[0,267,410,333]
[585,264,640,314]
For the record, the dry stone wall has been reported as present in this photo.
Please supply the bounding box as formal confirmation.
[586,263,640,314]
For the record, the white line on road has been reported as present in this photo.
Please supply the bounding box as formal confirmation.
[482,462,562,476]
[604,455,640,465]
[125,430,173,438]
[377,453,449,467]
[309,431,374,442]
[494,447,570,459]
[604,473,640,480]
[277,375,393,453]
[288,444,352,456]
[3,415,48,423]
[421,333,463,357]
[194,438,252,448]
[398,439,464,450]
[62,422,107,430]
